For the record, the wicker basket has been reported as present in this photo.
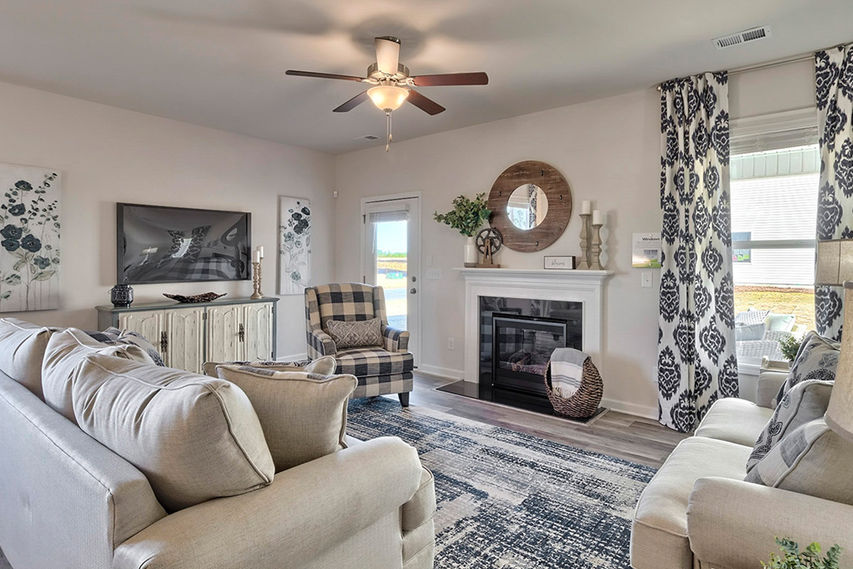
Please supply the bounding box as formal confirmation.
[543,357,603,419]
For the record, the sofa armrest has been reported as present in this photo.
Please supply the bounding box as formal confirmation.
[382,325,410,352]
[307,328,336,357]
[687,477,853,569]
[113,437,424,569]
[756,367,788,408]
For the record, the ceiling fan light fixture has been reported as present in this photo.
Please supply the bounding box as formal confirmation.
[367,85,409,112]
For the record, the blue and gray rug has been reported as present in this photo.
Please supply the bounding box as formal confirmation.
[347,397,656,569]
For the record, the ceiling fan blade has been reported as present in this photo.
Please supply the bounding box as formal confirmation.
[285,70,364,82]
[333,90,369,112]
[411,72,489,87]
[407,89,445,115]
[374,36,400,75]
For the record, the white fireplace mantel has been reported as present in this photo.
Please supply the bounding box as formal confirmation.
[455,268,613,383]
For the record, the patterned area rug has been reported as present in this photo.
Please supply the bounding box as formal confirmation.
[347,397,655,569]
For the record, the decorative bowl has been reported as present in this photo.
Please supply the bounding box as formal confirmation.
[163,292,227,304]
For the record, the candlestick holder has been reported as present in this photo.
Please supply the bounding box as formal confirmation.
[590,223,604,270]
[577,213,591,270]
[251,261,263,299]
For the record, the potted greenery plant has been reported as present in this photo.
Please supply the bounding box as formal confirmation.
[433,192,491,266]
[762,538,842,569]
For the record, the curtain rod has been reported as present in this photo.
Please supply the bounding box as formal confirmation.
[656,51,815,91]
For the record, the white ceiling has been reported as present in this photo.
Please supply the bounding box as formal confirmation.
[1,0,851,154]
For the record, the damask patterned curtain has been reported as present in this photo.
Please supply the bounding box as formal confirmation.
[657,72,739,432]
[815,44,853,341]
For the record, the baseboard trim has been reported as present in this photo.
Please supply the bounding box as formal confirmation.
[601,398,658,420]
[416,364,464,381]
[277,352,308,362]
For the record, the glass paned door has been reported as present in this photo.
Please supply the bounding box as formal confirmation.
[362,196,421,363]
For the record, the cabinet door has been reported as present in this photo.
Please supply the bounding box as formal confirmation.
[243,303,274,362]
[206,305,244,363]
[118,311,166,363]
[167,308,205,374]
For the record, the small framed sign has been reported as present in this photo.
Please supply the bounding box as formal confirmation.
[544,256,575,270]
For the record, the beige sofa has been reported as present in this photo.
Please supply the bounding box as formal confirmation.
[630,366,853,569]
[0,362,435,569]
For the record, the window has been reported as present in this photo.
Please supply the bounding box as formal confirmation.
[730,142,819,370]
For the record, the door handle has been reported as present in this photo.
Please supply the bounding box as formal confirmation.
[409,288,417,294]
[160,331,168,353]
[238,323,245,342]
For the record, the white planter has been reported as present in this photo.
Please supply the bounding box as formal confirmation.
[464,236,478,266]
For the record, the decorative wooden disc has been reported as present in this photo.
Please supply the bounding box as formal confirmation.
[487,161,572,252]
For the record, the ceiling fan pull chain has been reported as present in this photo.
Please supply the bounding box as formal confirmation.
[385,111,392,152]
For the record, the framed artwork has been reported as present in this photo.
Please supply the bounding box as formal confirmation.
[0,163,61,312]
[278,196,311,295]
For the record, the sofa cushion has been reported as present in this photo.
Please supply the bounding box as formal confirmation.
[630,437,751,569]
[72,354,274,511]
[694,398,774,447]
[42,328,154,422]
[202,355,336,378]
[215,364,357,472]
[745,380,833,474]
[335,347,414,376]
[745,418,853,505]
[0,317,54,399]
[325,317,383,349]
[776,331,839,404]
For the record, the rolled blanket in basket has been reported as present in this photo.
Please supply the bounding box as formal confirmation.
[549,348,589,399]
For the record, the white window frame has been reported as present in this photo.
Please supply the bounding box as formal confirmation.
[729,107,819,377]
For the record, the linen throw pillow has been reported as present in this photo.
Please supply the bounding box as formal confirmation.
[87,327,166,366]
[42,327,155,421]
[775,331,839,405]
[202,355,337,378]
[215,364,357,472]
[0,317,55,399]
[746,418,853,506]
[325,317,383,349]
[746,379,833,473]
[73,354,274,512]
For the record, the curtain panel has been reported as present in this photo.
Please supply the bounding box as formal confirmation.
[657,72,739,432]
[815,44,853,341]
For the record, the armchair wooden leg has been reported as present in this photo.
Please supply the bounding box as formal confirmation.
[398,392,410,407]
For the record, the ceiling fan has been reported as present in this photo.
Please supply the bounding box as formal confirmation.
[286,36,488,150]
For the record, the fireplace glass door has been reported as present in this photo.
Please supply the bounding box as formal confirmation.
[492,314,567,397]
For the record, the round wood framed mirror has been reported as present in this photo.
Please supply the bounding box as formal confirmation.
[488,161,572,252]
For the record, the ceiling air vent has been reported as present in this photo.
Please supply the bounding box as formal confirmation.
[713,26,770,50]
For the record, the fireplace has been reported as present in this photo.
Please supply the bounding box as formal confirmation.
[437,268,610,418]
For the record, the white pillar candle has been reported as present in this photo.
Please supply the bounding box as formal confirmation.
[581,200,591,215]
[592,210,603,225]
[258,245,264,259]
[254,249,261,263]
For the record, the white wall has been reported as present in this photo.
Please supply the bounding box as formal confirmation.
[334,59,817,418]
[0,80,335,357]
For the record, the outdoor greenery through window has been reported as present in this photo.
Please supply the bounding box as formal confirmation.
[730,144,818,365]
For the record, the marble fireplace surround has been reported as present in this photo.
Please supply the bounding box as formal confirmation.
[456,268,612,384]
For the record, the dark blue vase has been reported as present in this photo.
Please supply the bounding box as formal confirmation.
[110,283,133,307]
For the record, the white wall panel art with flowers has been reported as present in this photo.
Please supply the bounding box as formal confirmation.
[0,163,61,312]
[278,196,311,295]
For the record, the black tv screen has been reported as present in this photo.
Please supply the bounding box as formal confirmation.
[117,203,251,284]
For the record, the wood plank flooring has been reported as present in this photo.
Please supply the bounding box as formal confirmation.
[405,371,687,468]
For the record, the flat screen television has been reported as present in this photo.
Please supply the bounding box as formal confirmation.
[117,203,251,284]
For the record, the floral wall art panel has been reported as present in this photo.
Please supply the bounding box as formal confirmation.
[0,163,61,312]
[279,196,311,295]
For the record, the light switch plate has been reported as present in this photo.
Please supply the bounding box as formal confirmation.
[641,271,653,288]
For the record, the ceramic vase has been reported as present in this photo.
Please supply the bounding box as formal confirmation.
[464,236,478,267]
[110,283,133,307]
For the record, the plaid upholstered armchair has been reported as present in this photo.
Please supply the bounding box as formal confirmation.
[305,283,414,407]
